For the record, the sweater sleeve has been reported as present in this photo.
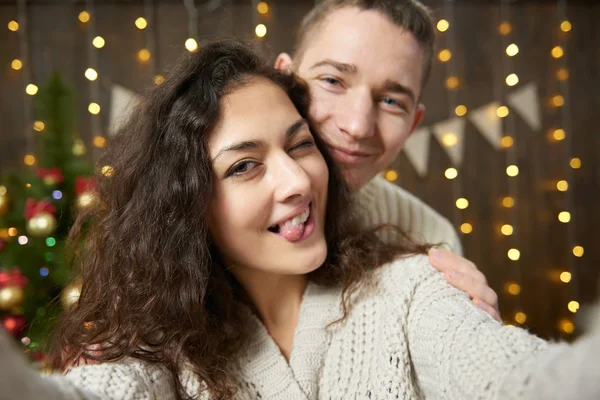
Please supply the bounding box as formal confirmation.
[0,329,173,400]
[391,256,600,400]
[355,176,463,255]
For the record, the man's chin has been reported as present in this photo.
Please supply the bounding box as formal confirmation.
[340,166,374,192]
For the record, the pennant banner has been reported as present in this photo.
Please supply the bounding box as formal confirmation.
[108,85,140,137]
[402,128,431,177]
[507,82,541,132]
[432,117,466,166]
[468,102,503,149]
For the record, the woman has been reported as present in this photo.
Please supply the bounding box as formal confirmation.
[1,40,599,400]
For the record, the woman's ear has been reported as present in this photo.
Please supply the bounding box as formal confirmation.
[274,53,294,74]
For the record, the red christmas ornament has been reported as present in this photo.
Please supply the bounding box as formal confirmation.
[0,268,28,289]
[2,314,27,337]
[23,198,57,221]
[75,177,97,196]
[36,167,64,185]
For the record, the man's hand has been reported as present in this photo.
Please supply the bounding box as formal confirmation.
[428,248,501,322]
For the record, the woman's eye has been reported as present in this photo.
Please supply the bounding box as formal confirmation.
[226,161,259,178]
[292,140,315,151]
[322,77,341,86]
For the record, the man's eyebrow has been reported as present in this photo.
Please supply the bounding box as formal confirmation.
[383,79,416,105]
[212,119,307,161]
[309,59,357,74]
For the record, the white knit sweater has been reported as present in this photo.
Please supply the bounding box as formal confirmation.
[2,255,600,399]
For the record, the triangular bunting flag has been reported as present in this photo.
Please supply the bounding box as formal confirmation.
[507,82,541,132]
[468,102,503,149]
[432,117,466,166]
[402,128,431,177]
[108,85,140,137]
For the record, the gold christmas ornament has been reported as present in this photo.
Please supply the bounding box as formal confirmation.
[61,280,82,308]
[0,285,24,310]
[26,212,58,237]
[72,139,87,156]
[76,191,97,211]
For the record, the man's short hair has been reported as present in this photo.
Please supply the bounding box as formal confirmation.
[295,0,435,88]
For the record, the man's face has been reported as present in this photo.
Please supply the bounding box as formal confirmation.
[277,7,426,190]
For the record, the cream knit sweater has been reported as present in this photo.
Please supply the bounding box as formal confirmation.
[2,255,600,399]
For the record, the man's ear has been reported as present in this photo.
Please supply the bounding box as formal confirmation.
[409,103,426,134]
[274,52,294,74]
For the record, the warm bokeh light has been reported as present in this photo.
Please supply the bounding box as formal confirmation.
[255,24,267,38]
[455,105,467,117]
[88,102,101,115]
[570,158,581,169]
[135,17,147,30]
[506,165,519,177]
[506,283,521,295]
[455,198,469,210]
[568,301,579,313]
[79,11,90,23]
[498,22,512,35]
[552,128,565,141]
[93,136,106,148]
[24,154,36,166]
[551,46,564,59]
[559,319,574,334]
[257,1,269,14]
[496,106,509,118]
[384,170,398,182]
[33,121,45,132]
[85,68,98,81]
[556,180,568,192]
[514,312,526,324]
[92,36,105,48]
[438,49,452,62]
[560,20,572,32]
[506,43,519,57]
[460,223,473,234]
[552,95,565,107]
[441,133,458,147]
[101,165,114,177]
[11,59,22,70]
[505,73,519,86]
[501,136,514,149]
[8,20,19,31]
[556,68,569,81]
[26,84,38,96]
[445,76,459,90]
[508,248,520,261]
[502,196,515,208]
[560,271,572,283]
[437,19,449,32]
[154,75,164,85]
[573,246,584,258]
[8,227,17,237]
[444,168,458,180]
[138,49,151,62]
[558,211,571,223]
[185,38,198,52]
[501,224,513,236]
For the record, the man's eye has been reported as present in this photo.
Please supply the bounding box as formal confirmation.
[226,161,259,178]
[382,97,407,111]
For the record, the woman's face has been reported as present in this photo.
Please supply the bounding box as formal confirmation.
[208,77,329,277]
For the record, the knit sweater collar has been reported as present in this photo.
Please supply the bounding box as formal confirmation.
[235,281,343,399]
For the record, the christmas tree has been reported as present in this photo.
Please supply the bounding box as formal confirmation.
[0,73,96,364]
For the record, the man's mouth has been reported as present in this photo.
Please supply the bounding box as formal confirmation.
[326,145,374,164]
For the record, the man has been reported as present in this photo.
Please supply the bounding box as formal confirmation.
[275,0,500,320]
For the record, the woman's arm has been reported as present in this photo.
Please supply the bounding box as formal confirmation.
[398,256,600,399]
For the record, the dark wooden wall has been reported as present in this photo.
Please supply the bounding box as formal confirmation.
[0,0,598,340]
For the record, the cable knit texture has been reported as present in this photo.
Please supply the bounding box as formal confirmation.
[354,176,463,255]
[7,255,596,399]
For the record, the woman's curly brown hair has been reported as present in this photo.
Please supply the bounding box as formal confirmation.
[49,40,429,399]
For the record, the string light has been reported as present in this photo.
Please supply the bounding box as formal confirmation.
[496,106,509,118]
[560,271,572,283]
[11,59,23,70]
[558,211,571,223]
[438,49,452,62]
[25,84,38,95]
[506,283,521,295]
[441,133,458,147]
[8,227,17,237]
[552,95,565,107]
[92,36,105,48]
[33,121,45,132]
[18,236,29,245]
[454,105,467,117]
[514,312,527,324]
[551,46,564,59]
[502,196,515,208]
[501,136,514,149]
[506,43,519,57]
[556,180,568,192]
[23,154,36,166]
[93,136,106,148]
[501,224,514,236]
[135,17,147,30]
[185,38,198,52]
[505,73,519,87]
[506,165,519,177]
[460,223,473,234]
[444,76,459,90]
[138,49,151,62]
[567,301,579,313]
[560,20,572,32]
[572,246,584,258]
[455,198,469,210]
[444,168,458,180]
[508,248,520,261]
[255,24,267,38]
[78,11,90,23]
[384,170,398,182]
[85,68,98,81]
[437,19,449,32]
[88,103,101,115]
[257,1,269,14]
[154,75,164,85]
[556,68,569,81]
[569,158,581,169]
[559,319,574,334]
[498,22,512,35]
[8,20,19,32]
[552,128,566,141]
